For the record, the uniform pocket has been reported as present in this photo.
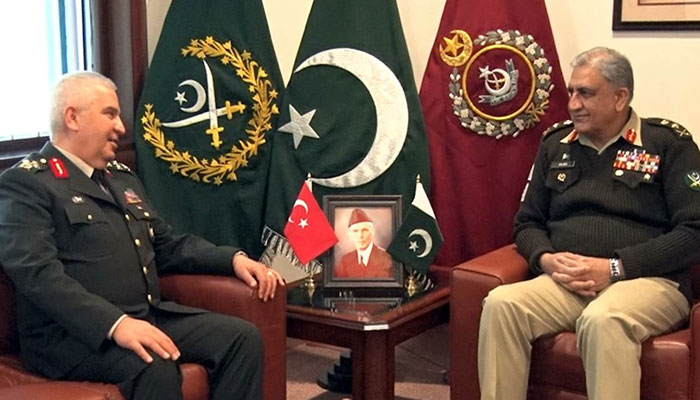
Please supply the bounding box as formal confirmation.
[61,203,116,261]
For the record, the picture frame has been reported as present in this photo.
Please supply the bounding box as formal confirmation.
[322,195,403,291]
[613,0,700,31]
[323,296,403,317]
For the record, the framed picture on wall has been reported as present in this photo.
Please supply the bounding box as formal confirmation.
[613,0,700,30]
[322,195,403,291]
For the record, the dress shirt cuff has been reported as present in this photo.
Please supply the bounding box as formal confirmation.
[107,314,128,340]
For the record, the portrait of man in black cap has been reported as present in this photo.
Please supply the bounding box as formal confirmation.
[334,208,393,278]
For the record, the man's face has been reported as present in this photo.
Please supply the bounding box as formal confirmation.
[567,64,628,140]
[69,83,125,169]
[347,222,374,251]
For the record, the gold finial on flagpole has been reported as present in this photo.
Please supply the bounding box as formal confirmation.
[405,270,419,297]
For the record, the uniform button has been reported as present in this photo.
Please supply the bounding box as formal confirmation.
[615,169,624,176]
[142,266,148,275]
[125,214,130,222]
[143,211,150,218]
[134,238,141,247]
[40,158,47,164]
[147,294,153,303]
[137,205,143,210]
[87,214,93,221]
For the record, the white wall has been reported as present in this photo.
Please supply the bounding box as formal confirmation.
[146,0,700,140]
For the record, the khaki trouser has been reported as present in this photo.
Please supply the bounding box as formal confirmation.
[478,274,689,400]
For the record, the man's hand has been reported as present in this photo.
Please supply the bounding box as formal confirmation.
[112,316,180,363]
[233,253,285,301]
[539,252,611,296]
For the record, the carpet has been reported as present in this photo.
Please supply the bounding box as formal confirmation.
[285,322,450,399]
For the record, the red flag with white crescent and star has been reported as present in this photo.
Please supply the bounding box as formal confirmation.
[419,0,570,266]
[283,182,338,264]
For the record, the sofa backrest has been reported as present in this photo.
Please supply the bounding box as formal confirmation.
[0,266,18,355]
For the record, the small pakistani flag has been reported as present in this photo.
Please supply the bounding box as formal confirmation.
[388,176,443,274]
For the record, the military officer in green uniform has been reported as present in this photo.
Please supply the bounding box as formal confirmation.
[0,71,284,400]
[478,47,700,399]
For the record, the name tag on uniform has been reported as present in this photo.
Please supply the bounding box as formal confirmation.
[550,161,575,169]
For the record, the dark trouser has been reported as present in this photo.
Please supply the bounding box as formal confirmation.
[64,309,263,400]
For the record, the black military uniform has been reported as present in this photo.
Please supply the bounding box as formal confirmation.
[0,142,262,399]
[515,111,700,302]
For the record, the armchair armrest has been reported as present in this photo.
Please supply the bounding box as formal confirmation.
[159,275,286,400]
[689,301,700,400]
[0,382,118,400]
[449,244,529,400]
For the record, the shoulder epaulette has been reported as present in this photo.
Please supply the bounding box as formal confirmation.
[13,153,49,173]
[106,160,132,173]
[648,118,692,140]
[541,120,573,140]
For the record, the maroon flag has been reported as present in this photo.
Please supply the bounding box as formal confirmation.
[283,182,338,264]
[420,0,570,266]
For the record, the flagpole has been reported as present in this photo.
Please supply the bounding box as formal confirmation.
[303,173,316,297]
[404,174,421,296]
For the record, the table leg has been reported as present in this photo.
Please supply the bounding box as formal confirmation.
[352,331,393,400]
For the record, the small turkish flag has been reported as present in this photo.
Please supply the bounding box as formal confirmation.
[283,182,338,264]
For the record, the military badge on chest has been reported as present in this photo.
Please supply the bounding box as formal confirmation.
[613,149,660,184]
[123,188,142,204]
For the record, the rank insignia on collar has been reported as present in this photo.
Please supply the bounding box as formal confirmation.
[123,188,143,204]
[49,157,69,179]
[685,171,700,191]
[613,150,660,175]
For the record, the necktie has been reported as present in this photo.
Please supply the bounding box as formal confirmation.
[91,170,106,187]
[91,170,114,201]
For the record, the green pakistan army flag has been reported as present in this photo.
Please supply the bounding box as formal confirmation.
[264,0,431,254]
[135,0,283,258]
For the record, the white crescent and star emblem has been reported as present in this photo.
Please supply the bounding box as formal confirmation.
[283,47,409,188]
[161,59,246,150]
[288,199,310,228]
[408,228,433,258]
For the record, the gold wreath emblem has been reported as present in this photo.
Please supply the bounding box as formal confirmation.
[140,36,279,185]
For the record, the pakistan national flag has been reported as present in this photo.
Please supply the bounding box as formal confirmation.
[387,177,443,274]
[264,0,431,252]
[135,0,283,258]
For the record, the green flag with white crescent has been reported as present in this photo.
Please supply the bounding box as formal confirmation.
[387,177,444,274]
[135,0,283,258]
[262,0,431,265]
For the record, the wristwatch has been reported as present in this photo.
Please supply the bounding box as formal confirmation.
[609,258,622,283]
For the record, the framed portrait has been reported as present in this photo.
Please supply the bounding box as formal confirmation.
[322,195,403,291]
[613,0,700,30]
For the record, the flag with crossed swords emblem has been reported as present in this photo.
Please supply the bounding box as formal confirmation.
[134,0,283,257]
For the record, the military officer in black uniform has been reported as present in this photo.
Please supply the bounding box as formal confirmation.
[478,47,700,399]
[0,71,284,400]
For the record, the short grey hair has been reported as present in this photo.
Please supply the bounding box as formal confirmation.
[571,47,634,103]
[49,71,117,134]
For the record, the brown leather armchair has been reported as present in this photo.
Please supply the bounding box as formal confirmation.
[0,268,286,400]
[450,244,700,400]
